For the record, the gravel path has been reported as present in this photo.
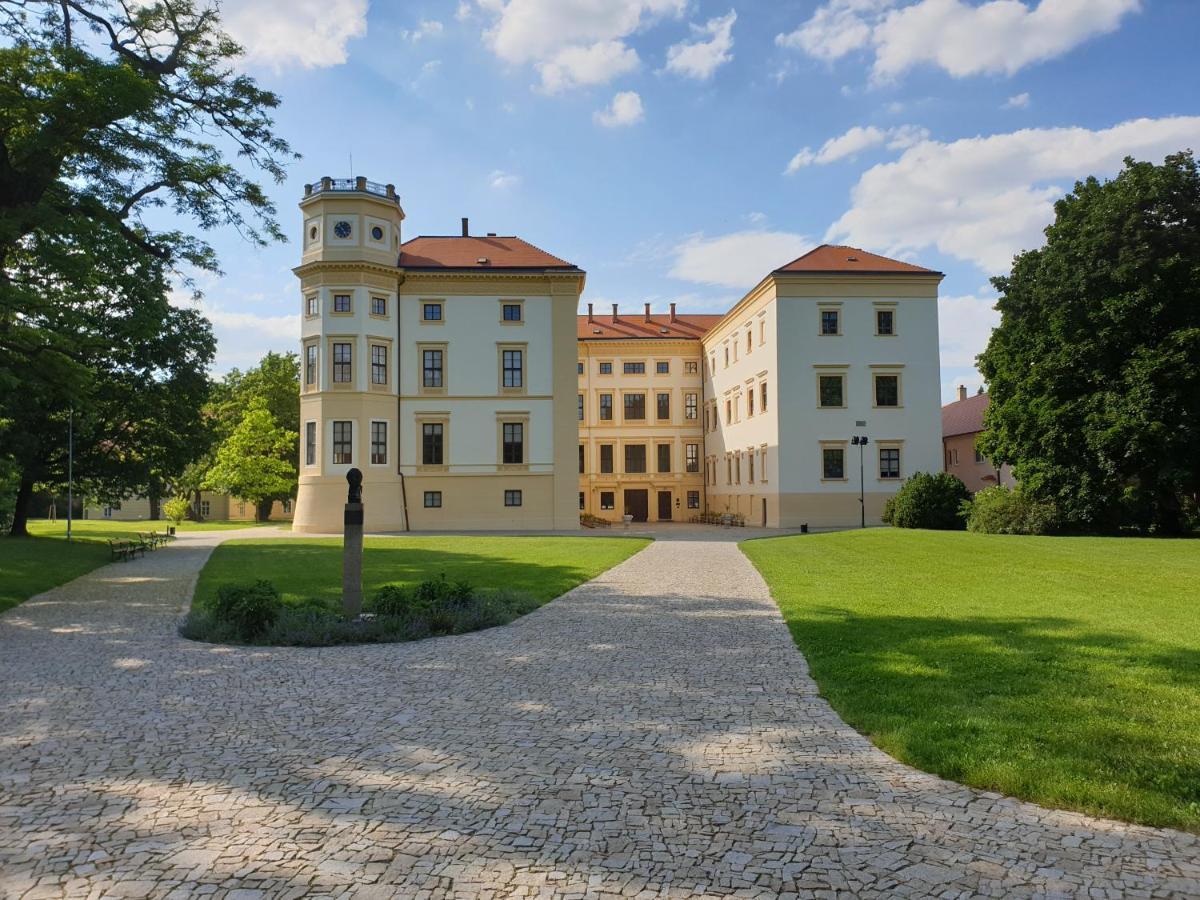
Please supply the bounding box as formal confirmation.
[0,532,1197,898]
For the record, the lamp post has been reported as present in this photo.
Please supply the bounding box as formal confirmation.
[851,435,868,529]
[67,407,74,542]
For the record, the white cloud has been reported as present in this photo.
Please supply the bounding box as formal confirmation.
[670,230,812,289]
[785,123,928,173]
[777,0,1140,82]
[664,9,737,80]
[1004,92,1031,109]
[401,20,444,42]
[538,40,639,93]
[826,116,1200,274]
[220,0,368,70]
[489,169,522,189]
[466,0,686,90]
[939,294,1000,368]
[594,91,645,127]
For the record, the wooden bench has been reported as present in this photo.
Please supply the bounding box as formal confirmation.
[138,531,169,550]
[107,539,144,562]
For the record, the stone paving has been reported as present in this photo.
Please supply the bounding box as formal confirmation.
[1,529,1197,898]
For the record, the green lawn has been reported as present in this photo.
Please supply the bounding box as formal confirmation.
[195,535,650,610]
[742,529,1200,833]
[0,519,277,614]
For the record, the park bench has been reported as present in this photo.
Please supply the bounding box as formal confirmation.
[138,531,170,549]
[107,539,145,562]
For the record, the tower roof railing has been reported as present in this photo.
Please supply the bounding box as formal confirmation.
[303,176,398,201]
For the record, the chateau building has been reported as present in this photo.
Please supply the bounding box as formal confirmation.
[292,178,943,532]
[942,386,1016,492]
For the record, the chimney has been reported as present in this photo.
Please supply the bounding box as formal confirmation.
[587,302,594,323]
[611,303,618,323]
[957,385,967,402]
[461,217,469,237]
[644,302,651,322]
[669,302,677,322]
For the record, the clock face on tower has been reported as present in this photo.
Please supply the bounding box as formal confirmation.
[333,220,352,239]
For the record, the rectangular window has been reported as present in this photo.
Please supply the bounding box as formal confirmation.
[657,444,671,473]
[579,444,585,474]
[423,349,443,388]
[685,393,697,420]
[876,309,894,335]
[724,346,729,368]
[370,421,387,465]
[623,361,646,374]
[761,382,768,412]
[599,393,613,421]
[600,491,615,510]
[823,447,845,480]
[746,331,752,354]
[502,422,524,464]
[624,393,646,420]
[424,491,442,508]
[748,390,755,417]
[819,374,844,408]
[200,500,210,518]
[502,349,523,388]
[370,344,388,385]
[305,421,316,466]
[600,444,614,473]
[685,361,698,374]
[656,361,669,374]
[725,399,732,424]
[423,302,442,321]
[656,392,670,421]
[687,490,700,509]
[880,448,901,479]
[624,444,647,474]
[332,421,352,465]
[504,490,522,507]
[821,309,839,335]
[749,451,755,483]
[735,453,741,484]
[333,293,351,313]
[371,296,387,316]
[975,444,985,463]
[422,423,443,466]
[577,362,584,375]
[685,443,699,473]
[599,362,613,375]
[502,303,522,322]
[760,446,768,482]
[579,491,585,511]
[333,342,352,383]
[306,295,317,317]
[875,374,900,407]
[305,344,317,385]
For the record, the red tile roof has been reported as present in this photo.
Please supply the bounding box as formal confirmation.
[942,392,990,437]
[399,236,579,270]
[775,244,941,276]
[577,313,722,340]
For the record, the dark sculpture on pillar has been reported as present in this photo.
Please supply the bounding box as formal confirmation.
[343,468,364,617]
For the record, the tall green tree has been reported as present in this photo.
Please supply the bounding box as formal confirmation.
[978,152,1200,534]
[0,0,294,533]
[202,399,296,521]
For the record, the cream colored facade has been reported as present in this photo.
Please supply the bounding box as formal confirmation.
[700,267,944,528]
[83,493,294,522]
[292,178,582,533]
[578,333,705,523]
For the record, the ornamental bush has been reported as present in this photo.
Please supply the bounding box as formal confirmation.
[209,580,282,640]
[965,485,1059,535]
[162,496,191,525]
[884,472,971,530]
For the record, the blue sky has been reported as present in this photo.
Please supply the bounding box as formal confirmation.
[193,0,1200,401]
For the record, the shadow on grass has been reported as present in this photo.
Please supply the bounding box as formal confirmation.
[787,607,1200,831]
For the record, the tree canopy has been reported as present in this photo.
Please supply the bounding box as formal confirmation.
[978,152,1200,534]
[202,398,296,519]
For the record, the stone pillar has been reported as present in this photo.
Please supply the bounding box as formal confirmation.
[343,468,364,618]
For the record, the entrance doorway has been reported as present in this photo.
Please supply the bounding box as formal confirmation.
[624,489,648,522]
[657,491,672,521]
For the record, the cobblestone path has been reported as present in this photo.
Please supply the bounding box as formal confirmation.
[1,532,1197,898]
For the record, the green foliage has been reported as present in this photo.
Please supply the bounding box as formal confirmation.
[978,152,1200,534]
[202,399,297,515]
[207,580,282,640]
[964,486,1059,535]
[884,472,970,530]
[162,496,191,525]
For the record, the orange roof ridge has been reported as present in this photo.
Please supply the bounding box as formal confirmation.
[774,244,941,275]
[399,235,579,270]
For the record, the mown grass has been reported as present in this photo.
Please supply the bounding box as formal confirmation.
[741,529,1200,833]
[195,535,650,612]
[27,519,276,538]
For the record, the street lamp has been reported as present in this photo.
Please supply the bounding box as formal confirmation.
[851,435,868,529]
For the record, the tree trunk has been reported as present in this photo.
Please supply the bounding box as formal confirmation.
[191,489,202,520]
[149,493,160,521]
[256,499,272,522]
[10,474,34,537]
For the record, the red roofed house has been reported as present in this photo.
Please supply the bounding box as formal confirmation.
[942,386,1015,492]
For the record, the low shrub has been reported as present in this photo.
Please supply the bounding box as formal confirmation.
[965,485,1059,535]
[209,580,283,640]
[162,496,191,525]
[884,472,971,530]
